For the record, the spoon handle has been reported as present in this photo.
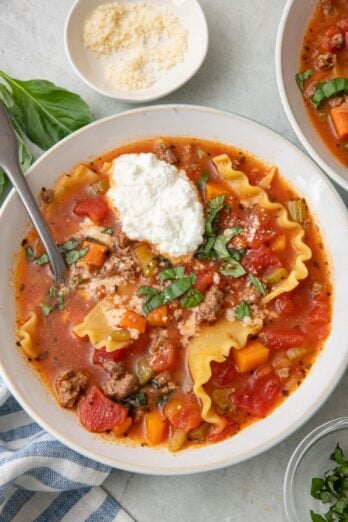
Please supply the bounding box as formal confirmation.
[0,102,66,282]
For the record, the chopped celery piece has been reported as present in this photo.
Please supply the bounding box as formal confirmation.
[134,244,158,277]
[287,199,307,223]
[169,428,187,452]
[137,358,153,385]
[264,267,289,286]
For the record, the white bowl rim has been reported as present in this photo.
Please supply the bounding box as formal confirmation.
[1,104,348,475]
[64,0,209,103]
[275,0,348,192]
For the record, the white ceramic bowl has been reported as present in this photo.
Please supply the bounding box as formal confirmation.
[64,0,208,103]
[0,105,348,475]
[276,0,348,191]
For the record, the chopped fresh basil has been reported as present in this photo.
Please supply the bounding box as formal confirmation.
[35,253,49,266]
[150,378,160,390]
[56,294,64,309]
[311,78,348,108]
[295,69,313,93]
[310,444,348,521]
[40,304,53,316]
[196,235,216,259]
[248,274,266,296]
[47,285,57,297]
[235,300,252,321]
[159,266,185,281]
[141,272,197,314]
[157,394,171,407]
[197,171,209,198]
[59,239,78,252]
[219,260,246,278]
[102,227,113,235]
[64,246,89,266]
[126,391,148,408]
[181,288,205,308]
[213,226,244,259]
[205,195,226,236]
[25,246,35,261]
[24,246,49,266]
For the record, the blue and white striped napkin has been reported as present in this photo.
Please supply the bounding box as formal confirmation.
[0,379,134,522]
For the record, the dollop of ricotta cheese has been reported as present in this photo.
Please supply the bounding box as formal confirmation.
[108,153,204,257]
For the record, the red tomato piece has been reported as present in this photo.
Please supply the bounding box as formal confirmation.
[321,26,344,53]
[93,347,128,366]
[210,355,239,388]
[233,373,281,418]
[242,245,281,275]
[164,394,202,433]
[73,199,108,223]
[260,328,307,351]
[307,299,330,325]
[275,295,295,316]
[195,270,217,293]
[149,343,177,373]
[248,228,277,249]
[338,17,348,34]
[79,385,128,432]
[207,421,238,443]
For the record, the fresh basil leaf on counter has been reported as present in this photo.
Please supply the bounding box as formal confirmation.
[0,71,93,150]
[295,69,313,93]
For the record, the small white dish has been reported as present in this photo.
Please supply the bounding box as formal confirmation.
[64,0,209,103]
[0,105,348,475]
[276,0,348,191]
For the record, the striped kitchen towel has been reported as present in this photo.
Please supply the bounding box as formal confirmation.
[0,379,134,522]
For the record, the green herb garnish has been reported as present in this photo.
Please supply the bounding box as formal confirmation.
[219,261,246,278]
[248,274,266,296]
[64,246,89,266]
[311,78,348,108]
[126,392,148,409]
[159,266,185,281]
[47,286,57,297]
[150,378,160,390]
[295,69,313,93]
[310,444,348,521]
[213,226,244,259]
[235,300,252,321]
[181,288,205,308]
[40,304,53,316]
[59,239,78,252]
[24,246,49,266]
[157,395,171,407]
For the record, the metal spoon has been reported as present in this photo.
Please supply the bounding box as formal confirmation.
[0,102,66,282]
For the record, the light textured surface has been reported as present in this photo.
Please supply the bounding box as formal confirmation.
[1,0,347,521]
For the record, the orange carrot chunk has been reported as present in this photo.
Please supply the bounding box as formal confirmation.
[145,411,168,445]
[205,182,228,201]
[147,305,168,327]
[80,241,108,267]
[270,234,286,253]
[119,310,147,333]
[330,102,348,139]
[233,341,270,373]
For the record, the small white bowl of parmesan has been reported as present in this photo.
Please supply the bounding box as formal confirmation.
[64,0,209,102]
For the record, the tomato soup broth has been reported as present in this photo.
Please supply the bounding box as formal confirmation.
[15,137,332,451]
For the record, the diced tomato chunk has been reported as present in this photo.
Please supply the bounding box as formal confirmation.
[195,270,217,293]
[338,17,348,33]
[93,347,128,366]
[260,328,307,351]
[242,245,281,275]
[73,198,108,223]
[233,373,281,418]
[210,354,239,388]
[79,385,128,432]
[321,26,344,53]
[248,228,277,249]
[164,394,202,433]
[149,343,177,373]
[275,294,295,316]
[307,298,330,325]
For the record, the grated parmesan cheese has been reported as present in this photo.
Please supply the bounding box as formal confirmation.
[83,2,188,91]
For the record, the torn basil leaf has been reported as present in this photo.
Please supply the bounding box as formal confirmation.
[235,300,252,321]
[181,288,205,308]
[248,274,266,296]
[219,260,246,278]
[295,69,313,93]
[159,266,185,281]
[311,78,348,108]
[197,171,209,198]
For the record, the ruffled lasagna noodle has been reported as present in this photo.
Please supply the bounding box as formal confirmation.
[17,312,39,358]
[188,319,260,430]
[213,154,312,303]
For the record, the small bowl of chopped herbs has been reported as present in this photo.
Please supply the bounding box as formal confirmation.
[284,418,348,522]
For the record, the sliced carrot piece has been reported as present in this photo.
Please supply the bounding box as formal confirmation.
[205,182,228,201]
[79,241,108,267]
[147,305,169,327]
[119,310,147,333]
[145,411,168,445]
[270,234,286,253]
[233,341,270,373]
[330,102,348,139]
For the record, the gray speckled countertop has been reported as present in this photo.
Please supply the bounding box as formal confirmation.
[1,0,347,520]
